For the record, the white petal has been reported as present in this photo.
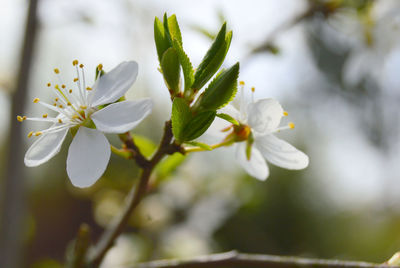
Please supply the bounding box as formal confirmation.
[219,104,241,120]
[24,128,68,167]
[235,142,269,181]
[247,98,283,135]
[91,61,138,107]
[66,127,111,188]
[91,99,152,133]
[256,134,309,170]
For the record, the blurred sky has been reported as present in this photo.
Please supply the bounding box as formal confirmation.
[3,0,400,212]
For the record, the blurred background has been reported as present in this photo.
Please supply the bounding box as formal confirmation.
[2,0,400,267]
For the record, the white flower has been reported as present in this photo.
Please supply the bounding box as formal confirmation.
[18,60,152,188]
[221,84,309,180]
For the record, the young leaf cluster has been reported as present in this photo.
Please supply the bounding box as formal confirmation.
[154,13,239,144]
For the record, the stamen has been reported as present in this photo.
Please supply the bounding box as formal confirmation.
[251,87,255,92]
[239,81,245,86]
[73,78,79,82]
[283,111,288,116]
[61,84,66,89]
[17,115,25,122]
[47,83,51,87]
[86,87,92,91]
[72,114,80,119]
[79,64,84,68]
[288,122,295,129]
[27,131,33,138]
[58,119,63,123]
[97,64,103,70]
[55,97,59,101]
[80,105,87,109]
[42,113,48,118]
[69,89,73,93]
[54,68,60,74]
[35,131,43,136]
[59,104,63,108]
[72,59,79,66]
[33,98,40,103]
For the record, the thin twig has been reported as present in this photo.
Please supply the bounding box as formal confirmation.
[123,251,398,268]
[88,121,177,267]
[0,0,40,267]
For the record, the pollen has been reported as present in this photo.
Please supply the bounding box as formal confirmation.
[42,113,48,118]
[58,119,63,123]
[72,59,79,66]
[86,87,92,91]
[288,122,295,129]
[97,63,103,70]
[73,78,79,82]
[33,98,40,103]
[34,131,43,136]
[239,81,245,86]
[283,111,288,116]
[54,68,60,74]
[79,64,84,68]
[72,114,80,119]
[27,131,33,138]
[47,83,51,87]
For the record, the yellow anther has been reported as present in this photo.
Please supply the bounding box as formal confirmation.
[251,87,255,92]
[54,68,60,74]
[73,59,79,66]
[23,116,27,120]
[33,98,40,103]
[47,83,51,87]
[17,116,24,122]
[53,103,57,106]
[34,131,43,136]
[58,119,63,123]
[55,97,59,101]
[86,87,92,91]
[72,114,80,119]
[79,64,84,68]
[61,84,66,89]
[59,104,63,108]
[97,64,103,70]
[80,105,87,109]
[69,89,73,93]
[27,131,33,138]
[55,84,59,89]
[239,81,245,85]
[73,78,79,82]
[288,122,295,129]
[283,111,288,116]
[67,102,71,106]
[42,113,48,118]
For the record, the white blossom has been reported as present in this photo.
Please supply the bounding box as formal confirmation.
[18,61,152,188]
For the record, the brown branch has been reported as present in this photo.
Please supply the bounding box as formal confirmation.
[88,121,177,267]
[124,251,398,268]
[0,0,40,267]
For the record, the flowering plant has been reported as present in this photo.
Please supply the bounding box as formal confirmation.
[18,13,308,267]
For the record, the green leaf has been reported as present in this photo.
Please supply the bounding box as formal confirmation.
[171,97,192,142]
[133,135,157,158]
[194,62,239,112]
[216,113,239,125]
[161,47,181,94]
[154,16,171,63]
[185,141,213,151]
[192,23,232,90]
[163,13,172,44]
[167,14,182,45]
[172,39,194,93]
[182,111,216,141]
[156,152,186,180]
